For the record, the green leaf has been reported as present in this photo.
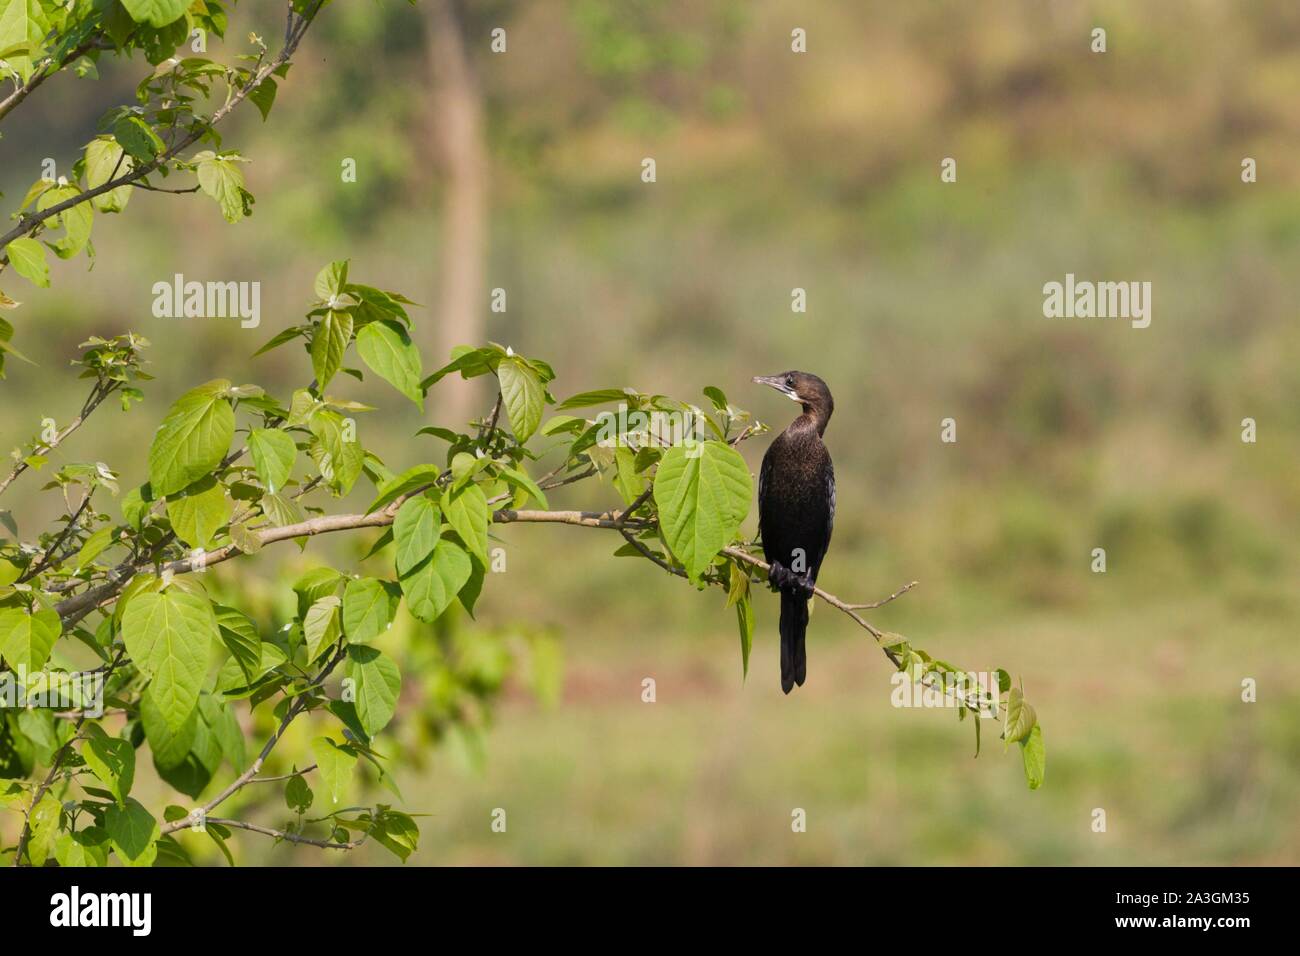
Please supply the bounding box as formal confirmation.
[37,185,93,259]
[213,604,261,685]
[261,491,304,527]
[74,525,116,570]
[311,737,356,806]
[498,465,548,510]
[82,725,136,806]
[6,237,48,288]
[346,645,401,736]
[365,463,442,513]
[121,587,217,731]
[84,136,134,213]
[731,570,755,680]
[310,309,352,388]
[653,441,753,582]
[165,474,231,549]
[498,356,545,442]
[1020,724,1045,790]
[119,0,188,28]
[393,495,441,575]
[0,607,61,672]
[104,798,159,866]
[25,793,60,866]
[303,595,341,662]
[399,540,471,623]
[342,577,399,644]
[194,150,250,224]
[247,76,277,121]
[612,445,645,505]
[248,427,296,493]
[371,810,420,862]
[111,115,165,163]
[285,773,312,813]
[0,0,48,68]
[147,380,235,496]
[556,388,634,410]
[442,482,489,565]
[356,319,423,408]
[293,567,342,617]
[314,260,349,300]
[1004,687,1037,745]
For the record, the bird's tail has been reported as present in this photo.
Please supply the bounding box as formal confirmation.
[779,589,809,694]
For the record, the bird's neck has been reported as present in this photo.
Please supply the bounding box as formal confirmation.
[789,407,829,438]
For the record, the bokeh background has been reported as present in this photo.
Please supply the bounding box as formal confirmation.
[2,0,1299,864]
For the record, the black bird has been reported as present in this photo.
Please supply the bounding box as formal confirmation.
[753,371,835,694]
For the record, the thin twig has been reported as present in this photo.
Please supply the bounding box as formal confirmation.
[157,644,346,836]
[0,382,115,497]
[205,817,365,850]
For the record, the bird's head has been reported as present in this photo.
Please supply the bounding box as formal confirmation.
[752,371,834,427]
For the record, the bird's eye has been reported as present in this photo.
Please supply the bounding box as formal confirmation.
[785,376,795,389]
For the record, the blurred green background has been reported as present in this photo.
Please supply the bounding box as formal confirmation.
[2,0,1299,864]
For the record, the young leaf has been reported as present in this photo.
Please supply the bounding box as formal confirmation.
[0,607,62,672]
[498,356,545,442]
[147,380,235,496]
[311,737,356,805]
[81,725,136,806]
[345,645,401,736]
[442,483,489,565]
[399,540,471,623]
[6,237,49,288]
[310,309,352,388]
[303,595,342,662]
[165,474,231,548]
[342,577,399,644]
[104,798,160,867]
[393,495,441,575]
[1020,724,1045,790]
[356,319,423,408]
[653,441,753,582]
[194,150,250,224]
[247,428,296,493]
[120,587,217,731]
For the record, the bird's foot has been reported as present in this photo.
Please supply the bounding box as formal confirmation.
[768,561,815,597]
[767,560,796,591]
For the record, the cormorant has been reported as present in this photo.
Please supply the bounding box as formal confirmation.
[753,371,835,694]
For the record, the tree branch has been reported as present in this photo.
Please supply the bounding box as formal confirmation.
[0,35,108,127]
[0,380,116,497]
[158,643,347,837]
[204,817,365,851]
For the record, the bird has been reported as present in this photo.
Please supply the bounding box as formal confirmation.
[752,371,835,694]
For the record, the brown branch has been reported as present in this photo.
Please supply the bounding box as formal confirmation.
[204,817,364,851]
[0,35,108,127]
[0,381,116,497]
[158,643,347,837]
[18,492,94,583]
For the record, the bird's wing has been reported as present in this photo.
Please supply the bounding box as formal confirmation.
[756,446,773,541]
[825,460,836,545]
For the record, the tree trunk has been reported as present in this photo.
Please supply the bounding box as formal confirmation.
[423,0,488,428]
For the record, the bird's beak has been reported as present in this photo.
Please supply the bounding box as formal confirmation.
[752,375,800,402]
